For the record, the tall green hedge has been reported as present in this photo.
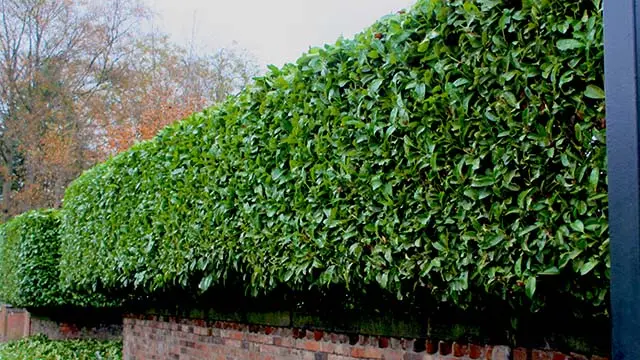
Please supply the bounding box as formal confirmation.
[0,210,63,307]
[0,222,14,304]
[60,0,607,314]
[0,209,114,308]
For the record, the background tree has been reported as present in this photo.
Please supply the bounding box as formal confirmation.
[90,35,259,156]
[0,0,259,220]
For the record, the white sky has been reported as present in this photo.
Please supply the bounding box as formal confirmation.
[147,0,416,68]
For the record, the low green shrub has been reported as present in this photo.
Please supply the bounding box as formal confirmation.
[0,335,122,360]
[60,0,607,315]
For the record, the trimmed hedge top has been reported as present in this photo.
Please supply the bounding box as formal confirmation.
[60,0,607,314]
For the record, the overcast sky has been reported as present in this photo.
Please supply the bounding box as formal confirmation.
[147,0,416,68]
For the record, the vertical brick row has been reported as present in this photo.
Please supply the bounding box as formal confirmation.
[0,305,6,342]
[4,308,29,341]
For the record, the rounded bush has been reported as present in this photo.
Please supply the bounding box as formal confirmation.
[60,0,607,314]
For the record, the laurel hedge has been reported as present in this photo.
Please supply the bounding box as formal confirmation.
[0,209,115,308]
[59,0,607,314]
[0,210,64,307]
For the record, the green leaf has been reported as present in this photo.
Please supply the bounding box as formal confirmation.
[584,85,605,99]
[271,168,284,181]
[482,234,505,249]
[463,188,478,200]
[589,168,600,190]
[453,78,470,87]
[539,266,560,275]
[415,83,426,99]
[472,176,495,187]
[570,220,585,233]
[199,274,213,291]
[518,225,538,237]
[580,260,598,275]
[525,276,536,299]
[376,272,389,288]
[503,91,517,107]
[556,39,584,50]
[371,176,383,190]
[370,79,384,93]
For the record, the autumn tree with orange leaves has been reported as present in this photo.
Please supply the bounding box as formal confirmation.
[91,35,258,157]
[0,0,258,220]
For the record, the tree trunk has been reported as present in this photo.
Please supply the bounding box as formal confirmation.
[2,151,13,222]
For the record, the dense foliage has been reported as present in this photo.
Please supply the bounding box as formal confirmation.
[0,335,121,360]
[60,0,607,314]
[0,210,63,307]
[0,209,113,308]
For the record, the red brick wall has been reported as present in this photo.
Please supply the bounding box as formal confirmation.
[29,316,122,341]
[0,305,5,342]
[0,305,30,342]
[123,315,609,360]
[0,305,122,343]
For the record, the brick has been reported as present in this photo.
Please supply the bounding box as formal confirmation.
[222,330,244,341]
[439,341,452,356]
[485,346,494,360]
[381,349,404,360]
[532,350,552,360]
[330,333,339,343]
[425,340,437,354]
[352,346,384,358]
[225,338,243,348]
[352,347,367,357]
[453,342,467,357]
[306,331,316,340]
[194,326,211,336]
[279,336,297,348]
[328,355,353,360]
[293,328,307,339]
[333,344,353,356]
[491,346,511,360]
[273,336,283,346]
[361,347,384,359]
[301,340,322,352]
[259,343,284,355]
[391,338,403,350]
[359,335,369,345]
[247,333,272,344]
[321,342,336,353]
[513,347,528,360]
[403,353,426,360]
[569,354,588,360]
[552,352,569,360]
[402,339,415,351]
